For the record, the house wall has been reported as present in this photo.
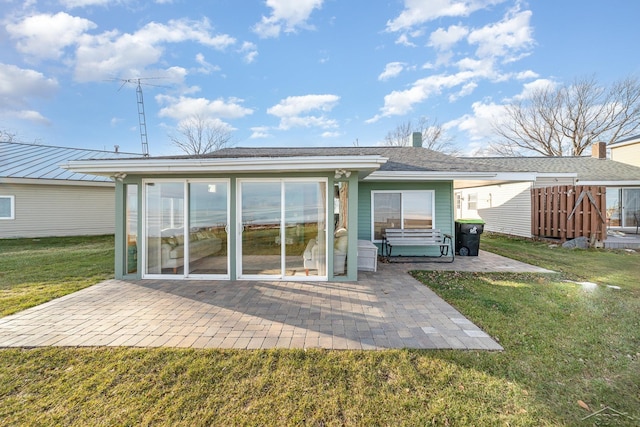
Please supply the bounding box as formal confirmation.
[358,180,454,256]
[0,181,115,239]
[611,142,640,167]
[456,182,533,238]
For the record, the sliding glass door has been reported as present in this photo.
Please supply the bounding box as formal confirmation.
[144,180,229,279]
[238,179,327,280]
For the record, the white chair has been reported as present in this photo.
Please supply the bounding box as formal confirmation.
[303,228,348,276]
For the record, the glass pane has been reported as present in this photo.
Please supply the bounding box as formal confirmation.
[403,192,433,229]
[188,182,228,276]
[606,188,621,227]
[126,185,138,274]
[241,182,282,276]
[623,188,640,227]
[145,182,184,275]
[0,197,12,218]
[373,193,400,240]
[286,181,326,277]
[333,182,349,276]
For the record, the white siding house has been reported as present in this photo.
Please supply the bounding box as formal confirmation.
[455,141,640,238]
[1,142,138,239]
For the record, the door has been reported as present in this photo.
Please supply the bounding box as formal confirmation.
[238,179,327,280]
[143,179,229,279]
[187,181,229,278]
[239,181,282,277]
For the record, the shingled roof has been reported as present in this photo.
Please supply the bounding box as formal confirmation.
[462,156,640,182]
[202,146,508,173]
[1,141,140,182]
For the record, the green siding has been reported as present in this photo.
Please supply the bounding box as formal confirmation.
[357,181,454,257]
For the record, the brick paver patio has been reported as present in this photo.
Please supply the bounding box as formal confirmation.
[0,251,551,350]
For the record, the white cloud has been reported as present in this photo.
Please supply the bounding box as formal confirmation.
[73,18,236,81]
[239,42,258,64]
[447,100,506,142]
[367,71,479,122]
[468,9,533,60]
[6,12,96,60]
[156,95,253,122]
[0,63,58,124]
[250,126,272,139]
[511,78,556,101]
[267,94,340,130]
[60,0,113,7]
[428,24,469,51]
[253,0,323,38]
[386,0,506,32]
[321,131,341,138]
[378,62,406,81]
[194,53,220,74]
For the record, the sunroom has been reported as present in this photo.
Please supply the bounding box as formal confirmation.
[65,152,387,281]
[64,146,512,282]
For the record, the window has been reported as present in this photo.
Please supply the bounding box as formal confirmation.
[372,191,434,241]
[467,193,478,210]
[0,196,15,220]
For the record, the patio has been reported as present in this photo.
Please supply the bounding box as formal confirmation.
[0,251,552,351]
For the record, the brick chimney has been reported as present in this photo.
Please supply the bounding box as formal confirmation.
[591,141,607,159]
[412,132,422,147]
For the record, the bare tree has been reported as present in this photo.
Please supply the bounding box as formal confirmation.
[169,115,234,155]
[489,75,640,157]
[383,116,460,155]
[0,129,17,142]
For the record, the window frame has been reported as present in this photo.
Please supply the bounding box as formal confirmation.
[0,195,15,220]
[467,193,478,210]
[371,190,435,242]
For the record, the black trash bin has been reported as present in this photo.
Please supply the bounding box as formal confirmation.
[455,219,485,256]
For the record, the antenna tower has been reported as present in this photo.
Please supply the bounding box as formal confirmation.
[111,77,168,157]
[134,79,149,157]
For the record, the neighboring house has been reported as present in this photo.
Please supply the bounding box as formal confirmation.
[64,141,533,282]
[609,134,640,167]
[454,142,640,238]
[0,142,139,239]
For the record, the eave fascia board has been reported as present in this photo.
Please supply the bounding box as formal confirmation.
[609,138,640,149]
[365,171,537,182]
[0,177,114,187]
[62,155,387,176]
[536,172,578,178]
[577,180,640,186]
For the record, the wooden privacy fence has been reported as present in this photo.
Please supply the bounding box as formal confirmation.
[531,185,606,241]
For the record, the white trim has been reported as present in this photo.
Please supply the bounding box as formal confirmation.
[609,137,640,149]
[0,177,114,187]
[578,180,640,186]
[365,171,538,182]
[63,156,386,176]
[370,190,435,243]
[0,195,15,220]
[536,172,578,178]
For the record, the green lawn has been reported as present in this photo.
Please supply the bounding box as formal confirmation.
[0,235,114,316]
[0,234,639,425]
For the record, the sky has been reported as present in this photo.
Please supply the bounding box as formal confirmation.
[2,0,640,156]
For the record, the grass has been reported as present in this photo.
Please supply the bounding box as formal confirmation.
[0,235,114,316]
[0,233,639,425]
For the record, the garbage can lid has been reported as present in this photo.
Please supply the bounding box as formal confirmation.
[455,218,486,224]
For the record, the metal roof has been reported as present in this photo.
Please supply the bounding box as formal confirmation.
[1,141,141,182]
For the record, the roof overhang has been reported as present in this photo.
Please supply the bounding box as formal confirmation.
[578,180,640,186]
[0,177,114,187]
[365,171,538,188]
[62,155,388,178]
